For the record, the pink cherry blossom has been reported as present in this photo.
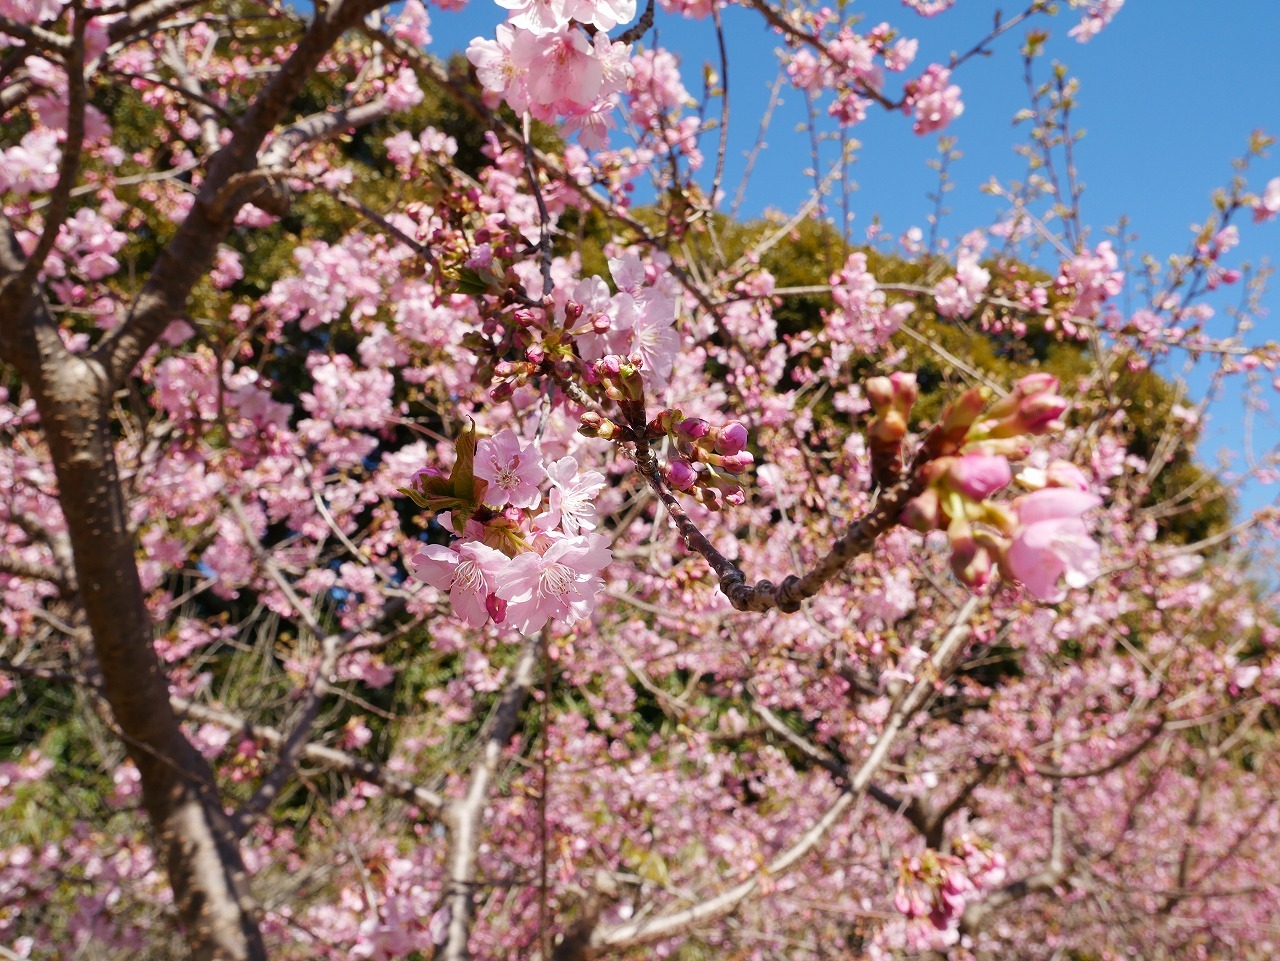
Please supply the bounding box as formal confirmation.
[902,0,955,16]
[1004,488,1103,602]
[495,0,572,37]
[1056,241,1123,322]
[825,252,915,358]
[496,534,612,633]
[571,0,637,32]
[1253,176,1280,223]
[474,429,545,509]
[512,27,603,118]
[0,0,66,23]
[0,129,60,195]
[409,540,511,629]
[904,64,963,134]
[1068,0,1124,42]
[560,100,618,150]
[934,233,990,319]
[391,0,431,46]
[884,36,918,71]
[630,288,680,389]
[467,25,531,114]
[535,456,607,535]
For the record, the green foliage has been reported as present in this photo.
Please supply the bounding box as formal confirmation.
[691,214,1232,545]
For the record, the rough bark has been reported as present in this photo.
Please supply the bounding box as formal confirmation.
[0,272,267,960]
[0,4,393,956]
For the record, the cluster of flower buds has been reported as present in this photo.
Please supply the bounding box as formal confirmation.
[968,372,1069,441]
[477,299,594,402]
[648,409,754,510]
[587,353,647,405]
[900,374,1101,601]
[865,371,919,488]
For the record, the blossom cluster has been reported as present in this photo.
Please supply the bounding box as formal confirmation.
[466,0,636,147]
[903,63,965,135]
[780,17,973,139]
[1052,240,1124,336]
[405,428,612,634]
[625,409,755,510]
[892,835,1007,949]
[933,230,991,319]
[824,252,916,361]
[1067,0,1126,42]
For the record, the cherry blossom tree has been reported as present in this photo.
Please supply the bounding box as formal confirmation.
[2,0,1279,960]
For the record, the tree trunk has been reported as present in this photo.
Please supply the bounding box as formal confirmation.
[1,284,267,960]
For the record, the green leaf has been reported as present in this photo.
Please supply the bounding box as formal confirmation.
[452,420,480,501]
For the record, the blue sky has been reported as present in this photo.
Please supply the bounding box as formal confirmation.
[425,0,1280,516]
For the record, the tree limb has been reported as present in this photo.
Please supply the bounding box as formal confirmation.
[442,636,541,961]
[569,596,982,956]
[91,0,392,387]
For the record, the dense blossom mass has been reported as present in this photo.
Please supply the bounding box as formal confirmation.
[1,0,1279,960]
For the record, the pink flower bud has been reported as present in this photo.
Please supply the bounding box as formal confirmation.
[940,387,989,436]
[869,409,907,443]
[865,376,895,413]
[718,450,754,474]
[942,869,970,897]
[947,454,1011,500]
[984,373,1059,421]
[695,485,724,511]
[595,355,622,377]
[665,459,697,491]
[889,371,919,411]
[1015,372,1058,396]
[578,413,620,440]
[1044,460,1090,491]
[1018,393,1070,434]
[901,488,944,532]
[893,884,915,916]
[678,417,711,440]
[714,421,749,455]
[948,516,993,590]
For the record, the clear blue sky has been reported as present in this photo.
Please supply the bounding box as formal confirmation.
[425,0,1280,517]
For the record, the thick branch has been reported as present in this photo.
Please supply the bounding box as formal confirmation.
[106,0,209,44]
[92,0,391,386]
[0,15,71,51]
[0,292,268,959]
[257,96,392,169]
